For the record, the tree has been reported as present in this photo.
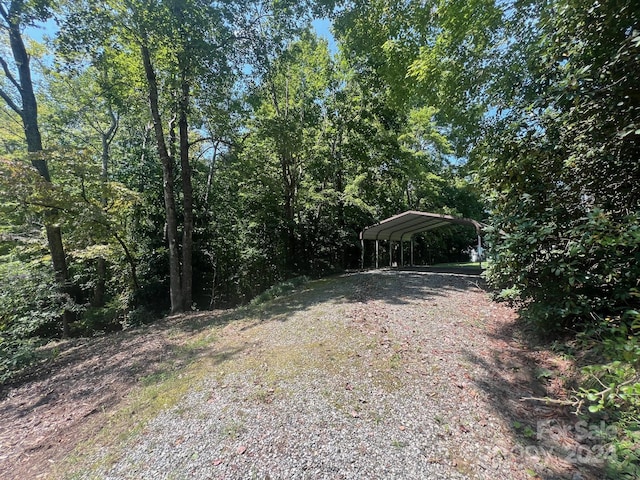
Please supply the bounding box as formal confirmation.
[40,59,150,311]
[480,0,640,331]
[0,0,73,336]
[43,59,127,307]
[58,0,238,312]
[249,31,333,269]
[331,0,504,154]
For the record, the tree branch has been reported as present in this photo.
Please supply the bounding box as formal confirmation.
[187,135,235,148]
[0,2,9,23]
[0,84,22,116]
[520,395,585,415]
[0,54,22,92]
[105,108,119,143]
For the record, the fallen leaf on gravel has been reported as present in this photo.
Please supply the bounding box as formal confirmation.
[212,459,223,466]
[350,411,360,418]
[236,445,247,455]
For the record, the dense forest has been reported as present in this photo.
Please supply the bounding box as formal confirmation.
[1,0,638,464]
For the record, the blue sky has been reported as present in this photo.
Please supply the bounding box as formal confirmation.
[24,17,56,43]
[312,18,338,55]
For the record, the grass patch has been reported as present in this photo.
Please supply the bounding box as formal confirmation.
[51,326,225,479]
[54,361,209,479]
[431,261,485,268]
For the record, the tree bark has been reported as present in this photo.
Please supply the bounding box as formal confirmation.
[280,150,299,272]
[113,231,140,292]
[140,42,183,313]
[93,257,106,307]
[179,73,193,310]
[93,109,118,308]
[204,141,219,206]
[2,3,73,337]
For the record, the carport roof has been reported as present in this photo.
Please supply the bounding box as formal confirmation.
[360,210,485,242]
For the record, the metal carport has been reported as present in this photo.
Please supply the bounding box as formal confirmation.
[359,210,485,268]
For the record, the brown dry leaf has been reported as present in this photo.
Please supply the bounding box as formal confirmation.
[236,445,247,455]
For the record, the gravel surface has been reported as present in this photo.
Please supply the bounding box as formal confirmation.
[2,270,601,479]
[76,271,588,480]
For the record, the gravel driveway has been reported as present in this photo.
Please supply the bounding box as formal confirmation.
[3,270,600,479]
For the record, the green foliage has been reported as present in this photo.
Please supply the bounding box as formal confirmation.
[250,276,310,306]
[577,313,640,412]
[332,0,505,152]
[72,293,152,335]
[0,256,68,382]
[574,312,640,479]
[480,0,640,332]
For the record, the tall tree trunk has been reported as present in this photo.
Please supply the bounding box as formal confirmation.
[140,42,183,313]
[333,129,346,268]
[281,156,297,271]
[1,5,73,337]
[204,141,219,207]
[94,110,118,308]
[179,74,193,310]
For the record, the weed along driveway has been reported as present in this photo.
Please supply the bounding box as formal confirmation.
[2,271,603,479]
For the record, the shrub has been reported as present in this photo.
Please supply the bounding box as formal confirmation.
[0,258,68,382]
[575,310,640,479]
[249,276,310,306]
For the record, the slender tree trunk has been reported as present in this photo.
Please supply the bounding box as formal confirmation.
[2,6,73,336]
[204,141,219,207]
[94,111,118,307]
[281,155,297,271]
[179,74,193,310]
[93,129,109,308]
[45,225,72,337]
[140,42,183,313]
[113,232,140,292]
[333,130,346,268]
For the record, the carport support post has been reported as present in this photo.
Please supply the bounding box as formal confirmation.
[389,241,393,267]
[375,240,379,269]
[478,234,483,268]
[410,238,414,266]
[360,238,364,270]
[400,240,404,268]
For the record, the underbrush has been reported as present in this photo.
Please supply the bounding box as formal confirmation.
[249,276,310,306]
[0,258,70,383]
[572,311,640,479]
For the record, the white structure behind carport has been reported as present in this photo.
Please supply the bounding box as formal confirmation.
[359,210,485,268]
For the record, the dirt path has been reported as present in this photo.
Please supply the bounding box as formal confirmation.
[0,271,604,479]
